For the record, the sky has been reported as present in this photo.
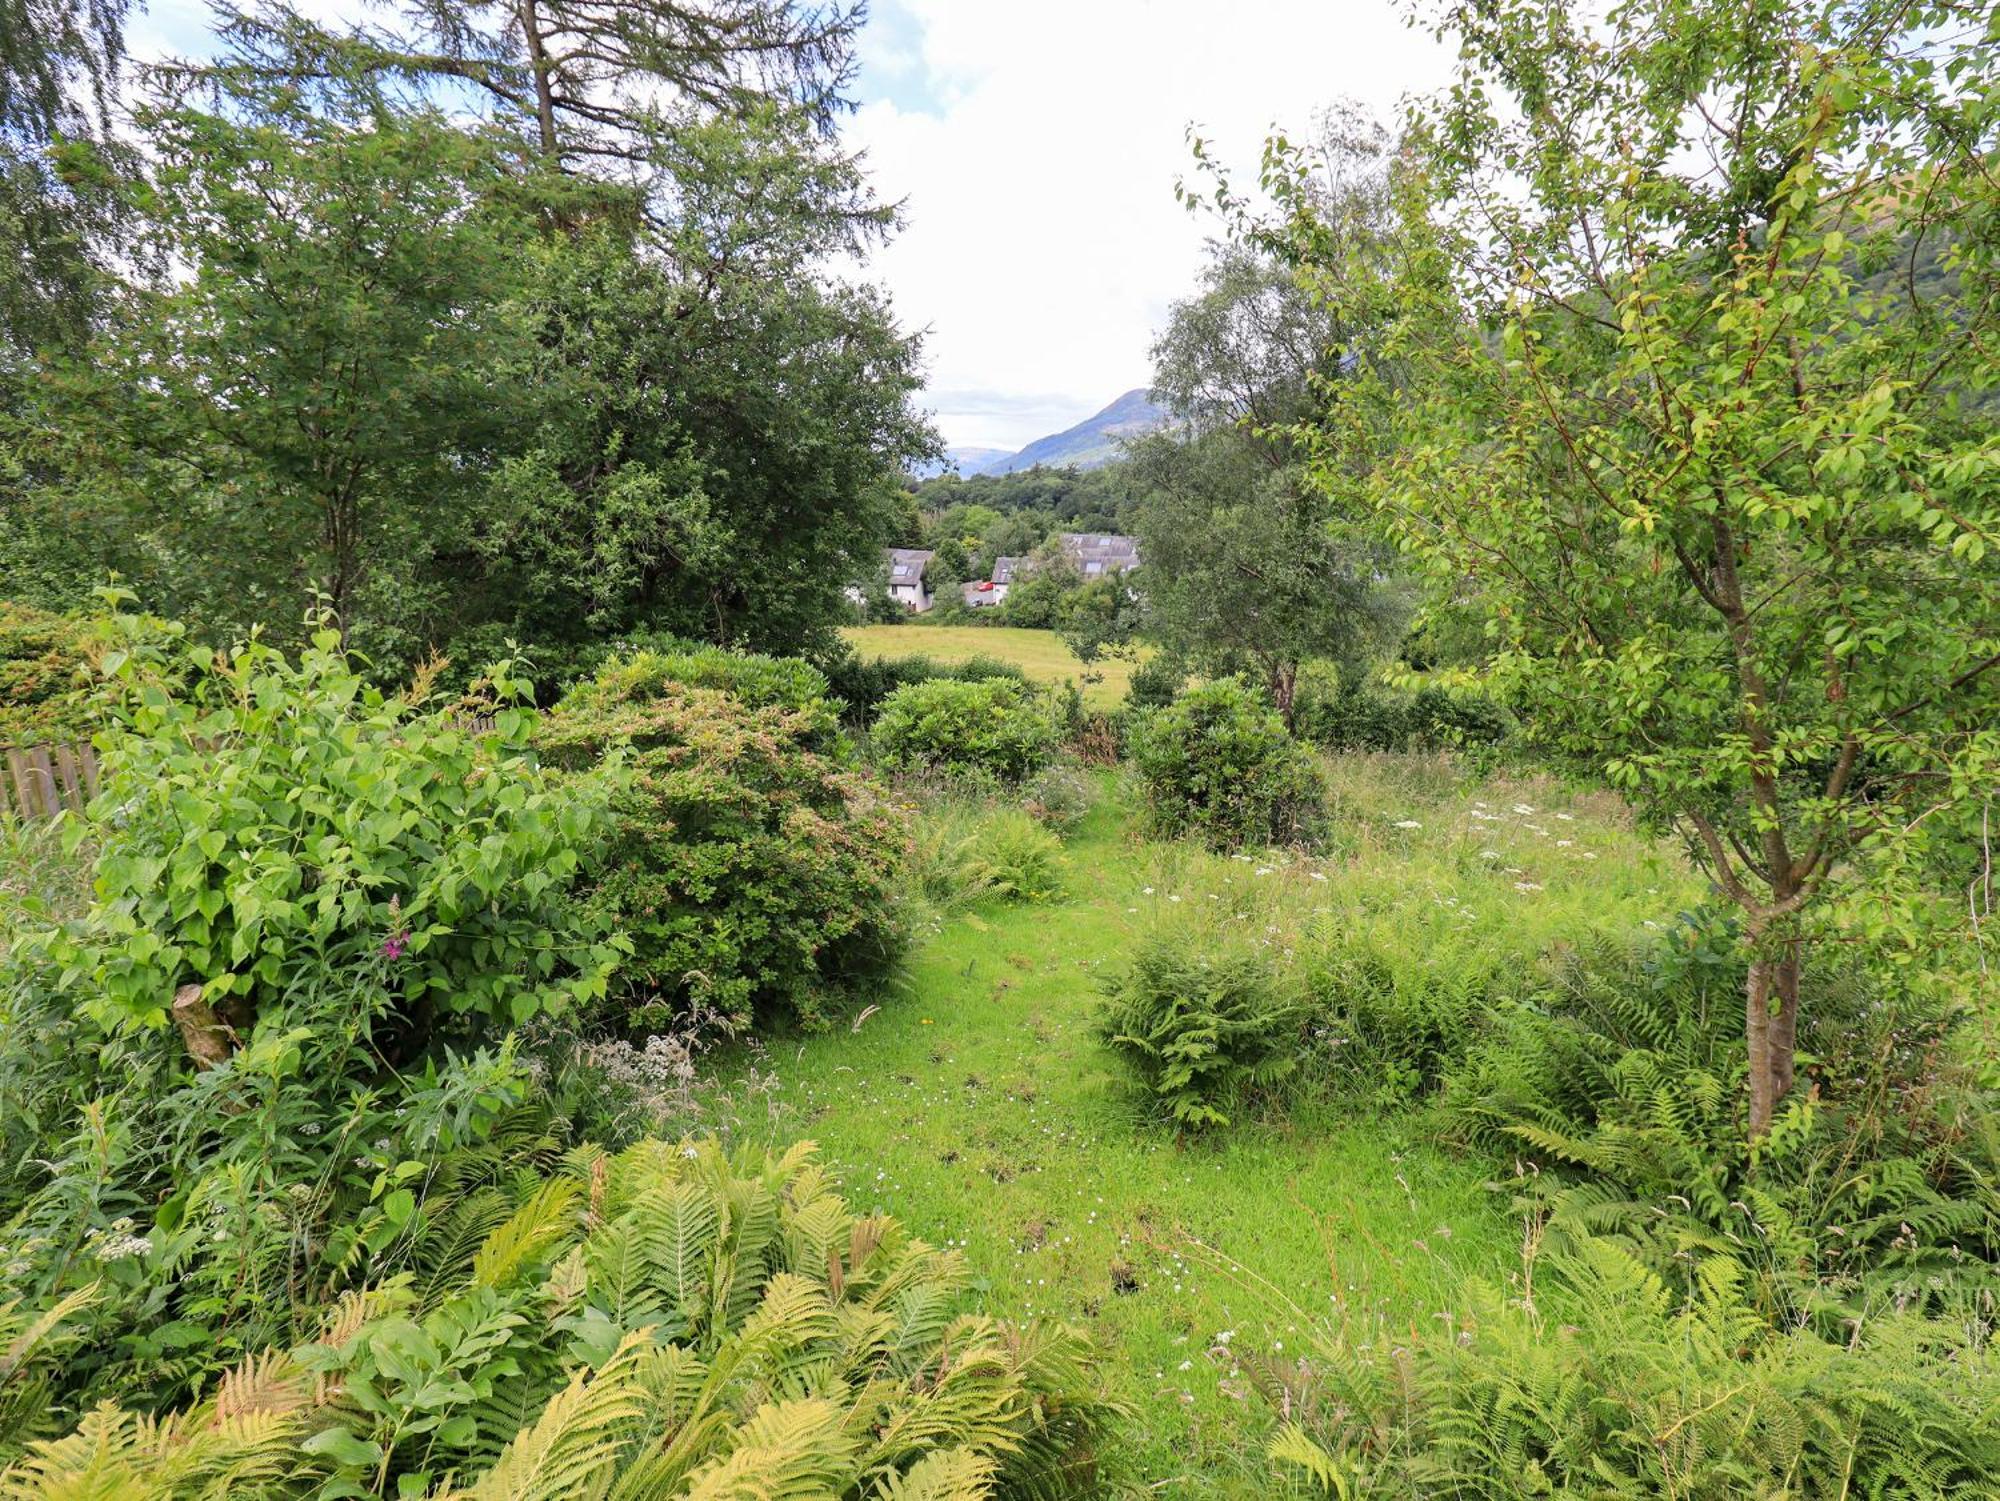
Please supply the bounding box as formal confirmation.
[127,0,1455,453]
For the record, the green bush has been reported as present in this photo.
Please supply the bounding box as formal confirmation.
[1437,929,1998,1323]
[587,640,841,743]
[871,676,1061,783]
[1,1139,1120,1498]
[1124,652,1184,710]
[1127,678,1325,849]
[1302,934,1521,1103]
[1292,678,1510,754]
[74,612,621,1039]
[1099,928,1301,1130]
[905,803,1066,914]
[539,655,906,1033]
[818,645,1028,727]
[0,602,97,746]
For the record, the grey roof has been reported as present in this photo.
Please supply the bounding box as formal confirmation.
[1058,532,1141,574]
[991,555,1025,585]
[886,547,934,585]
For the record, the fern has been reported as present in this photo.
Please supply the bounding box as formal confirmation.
[0,1139,1119,1500]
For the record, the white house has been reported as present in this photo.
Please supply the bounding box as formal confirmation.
[885,548,936,613]
[987,555,1025,603]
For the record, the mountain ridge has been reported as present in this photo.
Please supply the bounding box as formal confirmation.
[918,388,1168,479]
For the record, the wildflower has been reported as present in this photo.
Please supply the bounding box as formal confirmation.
[1393,819,1422,830]
[1478,849,1501,860]
[1581,851,1598,860]
[382,929,409,961]
[1513,881,1543,893]
[1555,839,1573,848]
[1255,866,1273,876]
[1511,803,1535,815]
[1309,871,1328,882]
[1142,886,1155,895]
[921,1018,934,1025]
[1169,894,1182,903]
[1555,812,1574,821]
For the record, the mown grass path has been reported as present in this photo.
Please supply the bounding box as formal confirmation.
[741,789,1524,1493]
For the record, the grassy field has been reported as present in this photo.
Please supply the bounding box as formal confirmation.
[729,759,1697,1493]
[839,624,1141,709]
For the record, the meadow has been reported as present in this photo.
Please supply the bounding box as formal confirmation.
[717,758,1702,1492]
[839,625,1142,709]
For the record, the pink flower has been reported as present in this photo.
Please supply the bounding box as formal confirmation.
[382,930,409,961]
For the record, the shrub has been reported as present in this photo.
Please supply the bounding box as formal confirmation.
[871,676,1061,783]
[539,656,906,1033]
[1292,678,1511,755]
[819,645,1028,727]
[905,804,1066,914]
[587,640,841,743]
[0,1139,1121,1497]
[1022,761,1095,831]
[1124,652,1184,710]
[1099,928,1301,1129]
[0,602,97,746]
[74,613,621,1043]
[1436,929,1998,1324]
[1127,678,1325,849]
[1302,934,1521,1103]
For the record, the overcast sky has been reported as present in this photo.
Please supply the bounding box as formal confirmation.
[129,0,1453,451]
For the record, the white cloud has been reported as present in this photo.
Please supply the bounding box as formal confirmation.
[850,1,1451,447]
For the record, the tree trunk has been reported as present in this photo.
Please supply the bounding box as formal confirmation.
[1745,941,1802,1136]
[518,0,561,159]
[172,982,234,1070]
[1271,661,1298,733]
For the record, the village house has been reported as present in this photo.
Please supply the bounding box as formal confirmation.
[885,548,936,612]
[1058,532,1141,578]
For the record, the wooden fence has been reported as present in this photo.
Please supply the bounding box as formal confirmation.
[1,740,102,820]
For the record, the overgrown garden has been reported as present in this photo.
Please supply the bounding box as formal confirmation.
[2,0,1998,1496]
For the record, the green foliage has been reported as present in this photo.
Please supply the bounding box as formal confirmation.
[1436,931,1999,1323]
[0,602,94,745]
[580,642,842,748]
[69,609,620,1037]
[1292,677,1511,755]
[34,89,541,670]
[1127,678,1326,849]
[1100,927,1302,1130]
[903,804,1066,916]
[539,651,905,1034]
[1247,0,2000,1130]
[870,677,1061,784]
[818,647,1027,728]
[1019,762,1095,832]
[1267,1237,2000,1499]
[0,1138,1118,1500]
[1122,652,1184,711]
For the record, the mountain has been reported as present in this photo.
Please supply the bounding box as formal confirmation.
[909,445,1014,480]
[985,388,1167,474]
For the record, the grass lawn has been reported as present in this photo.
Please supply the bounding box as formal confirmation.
[725,762,1691,1493]
[839,624,1141,709]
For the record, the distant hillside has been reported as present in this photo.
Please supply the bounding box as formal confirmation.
[912,445,1015,480]
[986,389,1167,474]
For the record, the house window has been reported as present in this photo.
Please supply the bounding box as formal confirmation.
[1085,561,1104,575]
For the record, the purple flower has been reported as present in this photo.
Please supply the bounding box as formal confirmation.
[382,930,409,961]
